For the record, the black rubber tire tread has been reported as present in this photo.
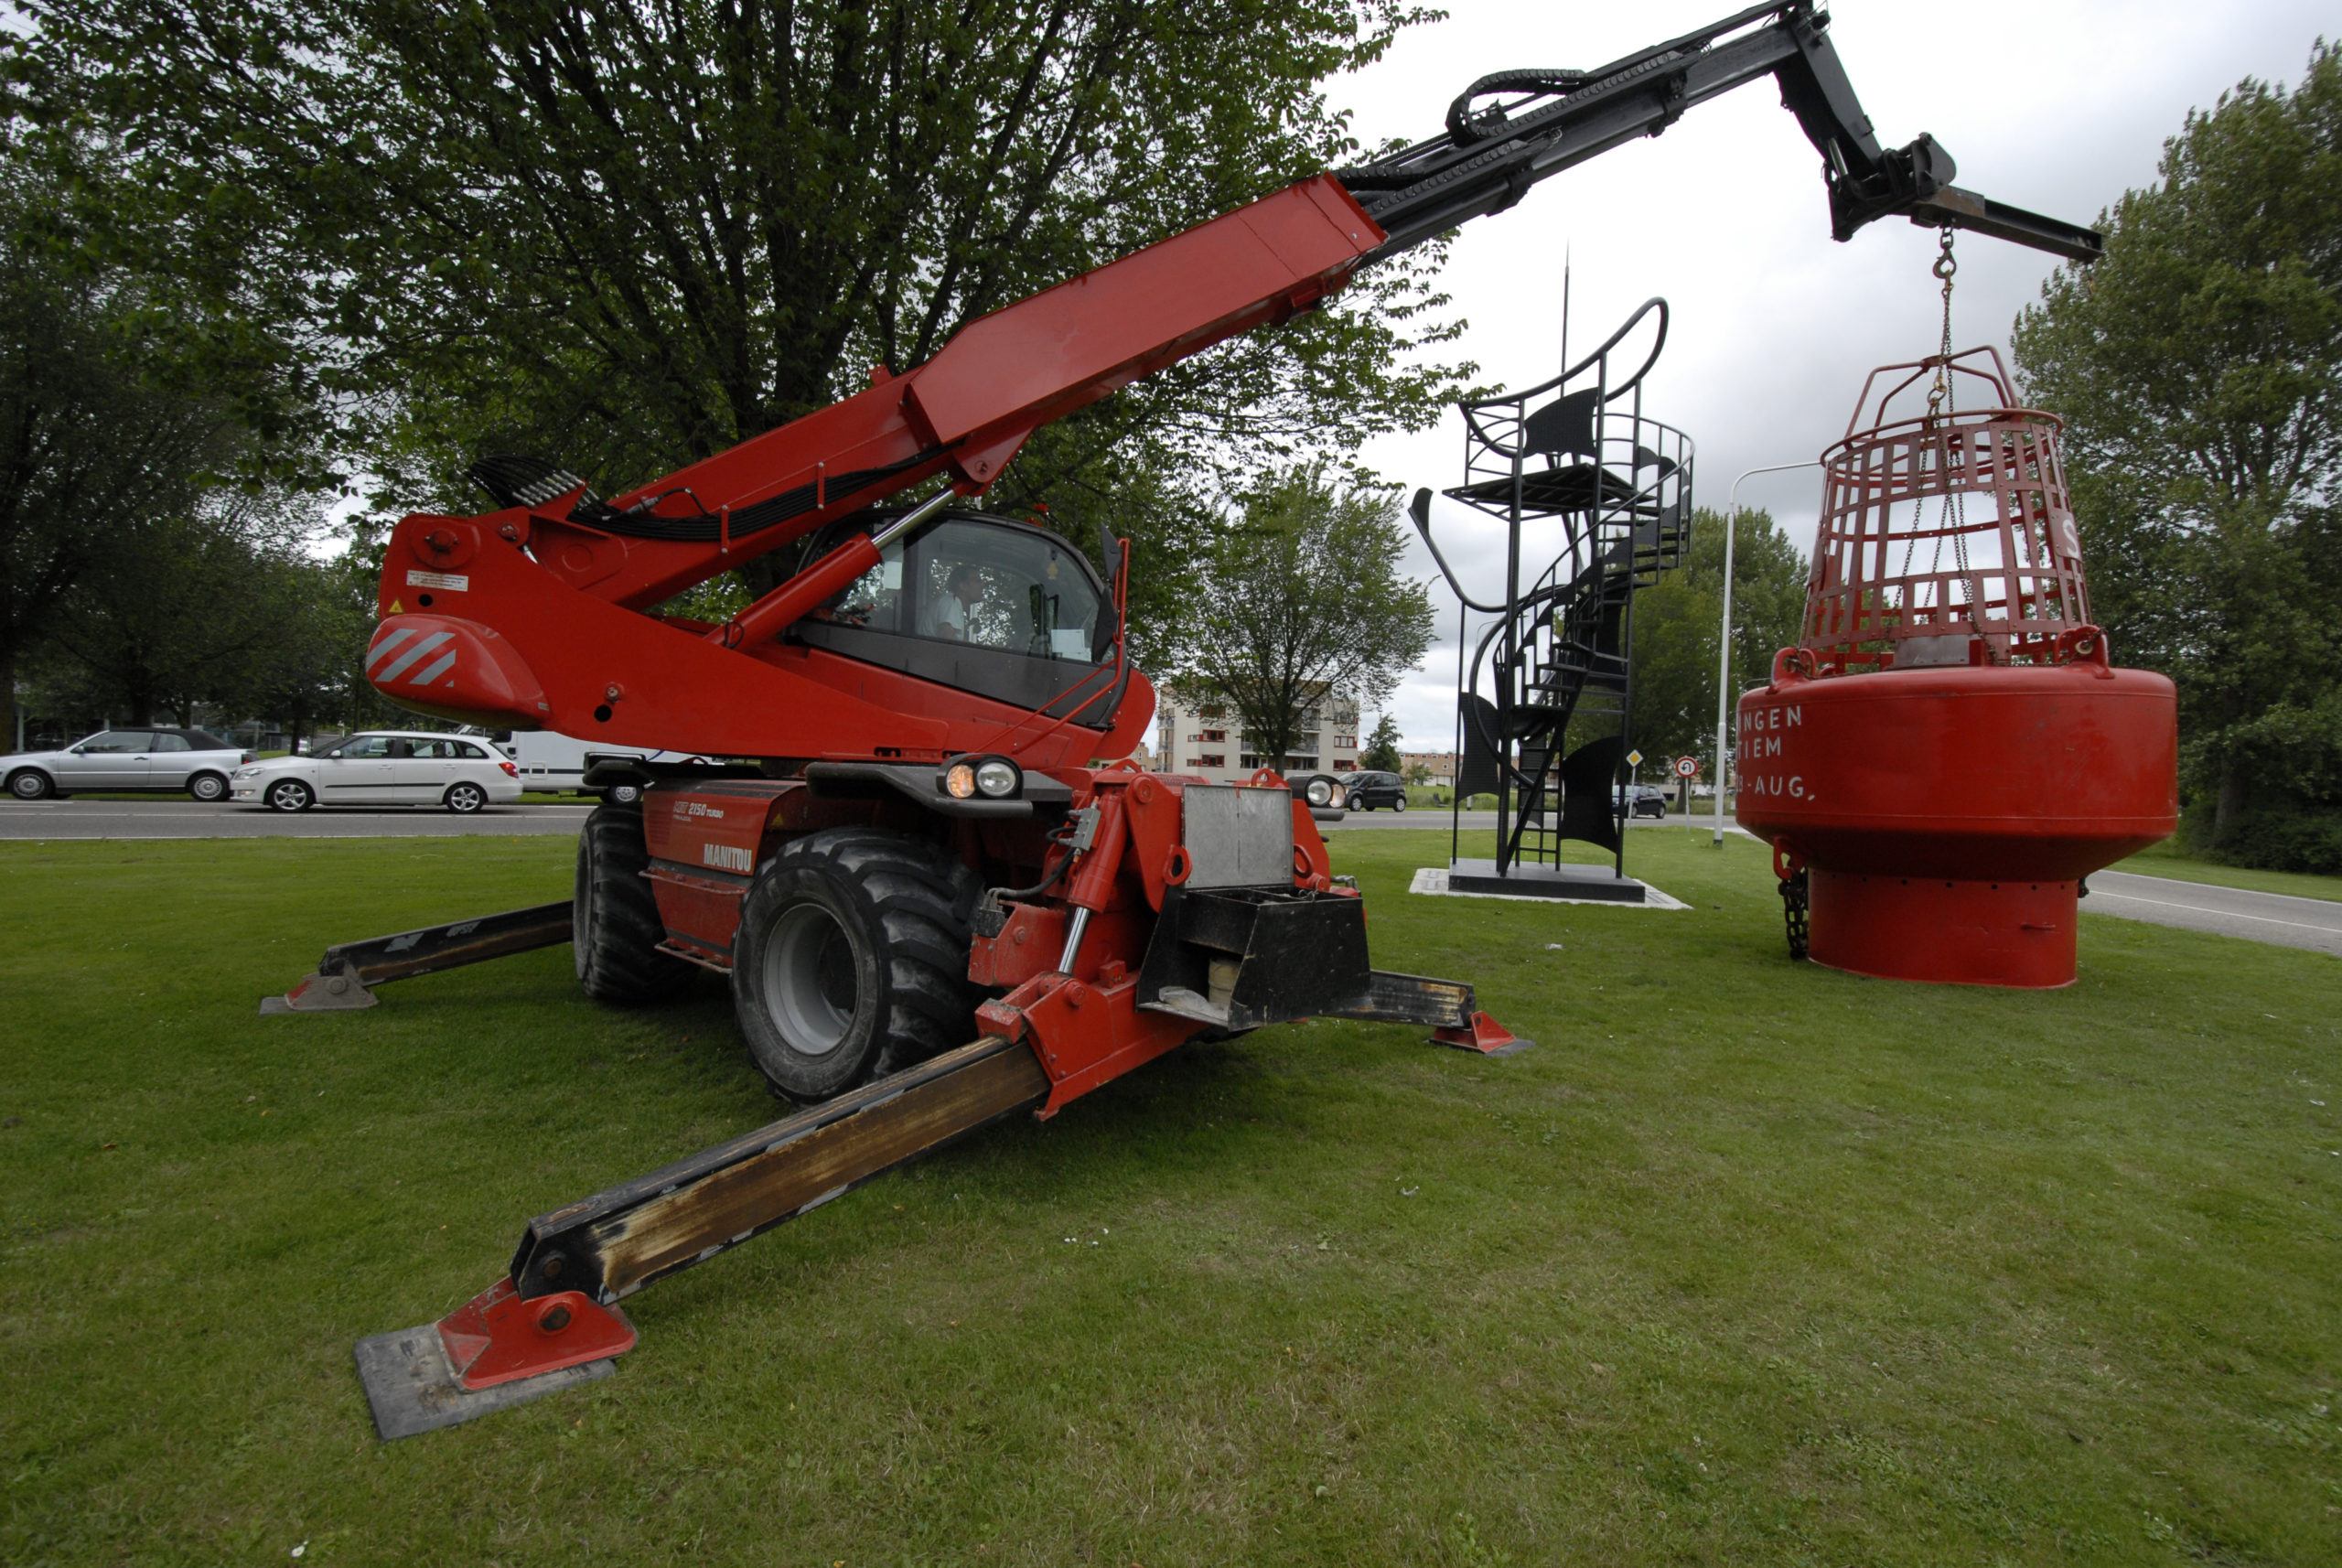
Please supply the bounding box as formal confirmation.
[188,771,229,802]
[574,803,693,1004]
[732,825,983,1101]
[8,768,53,800]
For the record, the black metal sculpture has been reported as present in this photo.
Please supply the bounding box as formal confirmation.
[1413,299,1693,901]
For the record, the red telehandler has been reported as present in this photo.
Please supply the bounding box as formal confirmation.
[286,3,2104,1437]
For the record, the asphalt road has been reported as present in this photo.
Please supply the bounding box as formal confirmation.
[2085,868,2342,958]
[0,799,595,839]
[6,799,2334,960]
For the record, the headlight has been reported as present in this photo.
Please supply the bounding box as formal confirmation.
[974,758,1019,799]
[1305,776,1335,807]
[940,754,1021,801]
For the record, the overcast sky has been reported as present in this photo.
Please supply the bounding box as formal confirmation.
[1308,0,2335,753]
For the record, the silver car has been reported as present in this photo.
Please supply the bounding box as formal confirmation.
[231,730,522,813]
[5,727,253,801]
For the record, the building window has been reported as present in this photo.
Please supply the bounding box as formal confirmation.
[1196,754,1225,768]
[1333,760,1357,771]
[1198,728,1226,743]
[1333,735,1356,748]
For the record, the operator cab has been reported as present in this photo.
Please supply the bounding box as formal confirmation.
[790,510,1118,722]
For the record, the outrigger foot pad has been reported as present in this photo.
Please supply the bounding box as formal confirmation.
[354,1277,636,1440]
[262,961,375,1015]
[1430,1010,1531,1057]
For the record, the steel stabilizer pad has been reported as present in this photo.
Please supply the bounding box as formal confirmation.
[354,1279,636,1440]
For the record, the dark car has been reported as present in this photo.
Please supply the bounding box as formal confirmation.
[1343,770,1410,811]
[1615,783,1668,819]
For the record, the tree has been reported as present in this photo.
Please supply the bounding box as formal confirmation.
[20,0,1468,655]
[35,488,323,727]
[1359,712,1402,771]
[1622,506,1808,764]
[1176,469,1433,768]
[2013,43,2342,867]
[0,144,254,748]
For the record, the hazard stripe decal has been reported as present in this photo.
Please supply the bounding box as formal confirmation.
[375,632,452,683]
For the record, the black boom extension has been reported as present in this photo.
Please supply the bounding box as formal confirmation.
[261,900,573,1014]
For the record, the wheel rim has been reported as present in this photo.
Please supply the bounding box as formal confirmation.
[192,776,223,800]
[270,781,306,810]
[450,785,483,811]
[760,902,861,1057]
[10,774,40,800]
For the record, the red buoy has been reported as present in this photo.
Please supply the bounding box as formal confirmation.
[1735,349,2177,988]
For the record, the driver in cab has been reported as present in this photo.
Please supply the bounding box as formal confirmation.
[928,562,989,642]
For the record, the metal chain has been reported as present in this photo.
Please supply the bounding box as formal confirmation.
[1925,227,1957,418]
[1779,866,1810,961]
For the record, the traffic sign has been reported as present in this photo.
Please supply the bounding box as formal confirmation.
[1626,749,1643,768]
[1674,756,1699,779]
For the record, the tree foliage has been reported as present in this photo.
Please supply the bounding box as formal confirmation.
[1359,711,1402,772]
[1623,506,1807,766]
[1176,468,1434,768]
[0,144,256,747]
[30,489,326,727]
[2013,43,2342,867]
[14,0,1467,647]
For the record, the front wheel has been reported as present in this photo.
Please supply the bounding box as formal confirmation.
[188,771,229,803]
[574,804,692,1003]
[444,781,488,813]
[8,769,53,800]
[732,827,981,1101]
[265,779,314,812]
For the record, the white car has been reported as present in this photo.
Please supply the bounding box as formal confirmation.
[231,730,522,813]
[6,727,254,801]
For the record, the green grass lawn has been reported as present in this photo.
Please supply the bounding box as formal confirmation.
[4,831,2339,1565]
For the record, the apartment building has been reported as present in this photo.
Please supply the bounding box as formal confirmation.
[1398,750,1456,787]
[1153,686,1361,783]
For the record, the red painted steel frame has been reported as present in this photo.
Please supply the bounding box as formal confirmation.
[1737,354,2178,987]
[368,177,1384,757]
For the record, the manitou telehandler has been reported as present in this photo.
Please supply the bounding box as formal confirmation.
[280,3,2104,1436]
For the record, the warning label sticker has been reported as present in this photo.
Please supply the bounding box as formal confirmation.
[405,570,470,591]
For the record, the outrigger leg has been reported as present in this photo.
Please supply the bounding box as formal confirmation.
[261,901,573,1014]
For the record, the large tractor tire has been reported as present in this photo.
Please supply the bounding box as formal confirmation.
[731,826,983,1101]
[574,804,693,1004]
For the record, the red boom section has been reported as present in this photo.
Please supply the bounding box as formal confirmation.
[371,176,1380,755]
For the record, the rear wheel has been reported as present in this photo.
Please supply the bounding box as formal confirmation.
[732,827,981,1101]
[444,781,487,813]
[188,771,229,802]
[1393,794,1407,812]
[573,804,692,1003]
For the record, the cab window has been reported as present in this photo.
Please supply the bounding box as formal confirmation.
[80,731,153,753]
[328,736,392,759]
[827,540,906,632]
[151,733,192,753]
[909,519,1100,660]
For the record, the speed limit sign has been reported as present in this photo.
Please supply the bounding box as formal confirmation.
[1673,756,1699,779]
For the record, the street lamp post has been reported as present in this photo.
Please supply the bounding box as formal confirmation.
[1713,461,1822,847]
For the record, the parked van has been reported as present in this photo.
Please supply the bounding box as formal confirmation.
[500,729,706,804]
